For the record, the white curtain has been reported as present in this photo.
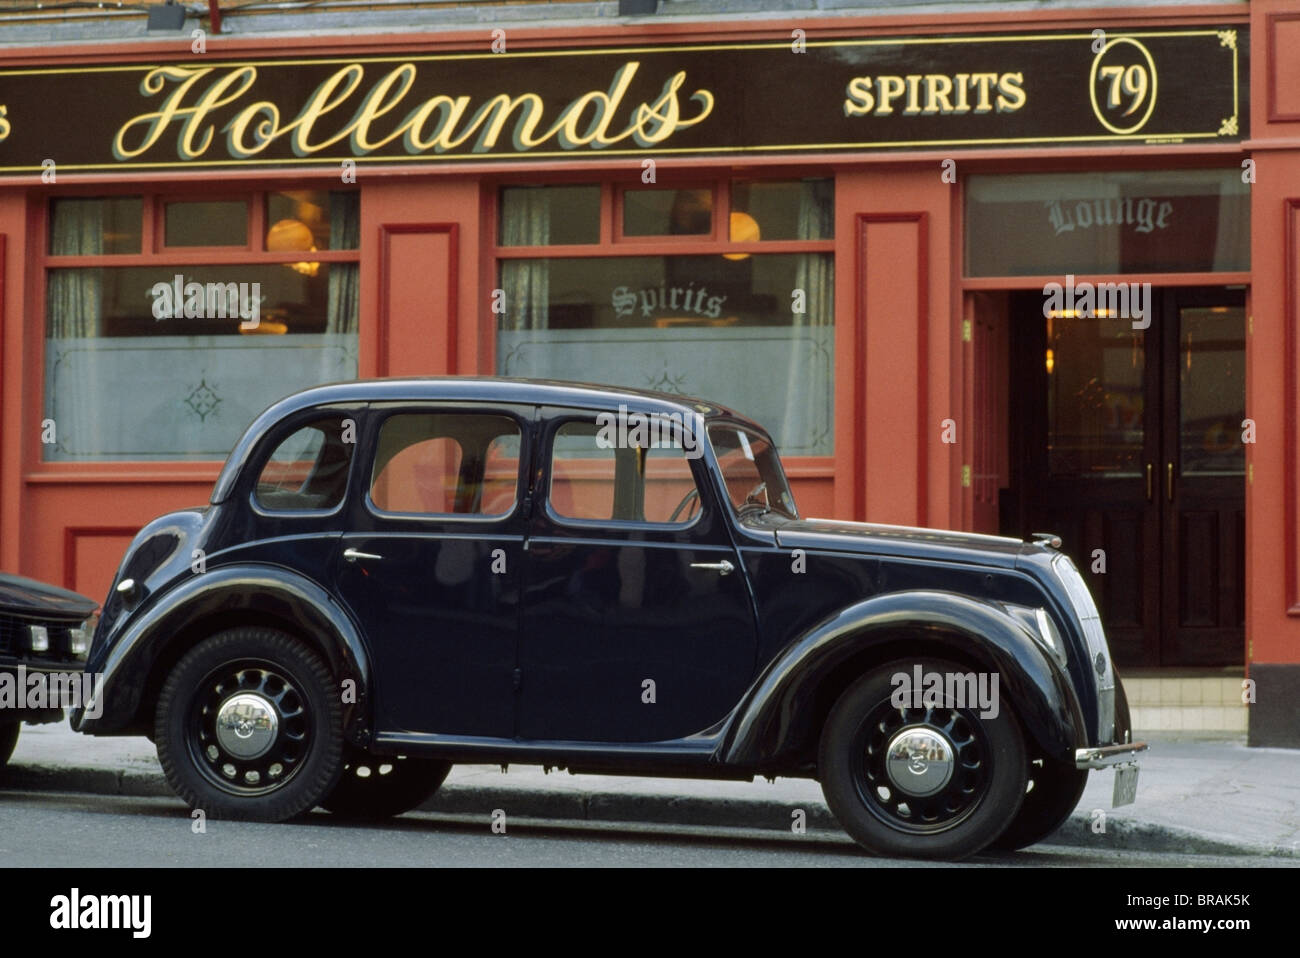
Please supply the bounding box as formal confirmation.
[499,188,551,331]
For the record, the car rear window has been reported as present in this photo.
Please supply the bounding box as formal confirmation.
[254,417,354,512]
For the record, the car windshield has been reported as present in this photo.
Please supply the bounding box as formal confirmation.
[706,422,798,521]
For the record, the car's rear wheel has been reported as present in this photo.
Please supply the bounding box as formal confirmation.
[155,627,343,822]
[992,758,1088,851]
[0,720,19,771]
[818,658,1027,860]
[321,751,451,820]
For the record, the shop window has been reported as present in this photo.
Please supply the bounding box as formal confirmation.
[43,191,360,462]
[164,200,248,247]
[498,186,600,246]
[496,179,834,457]
[370,413,521,517]
[965,169,1249,276]
[623,188,713,237]
[49,197,142,255]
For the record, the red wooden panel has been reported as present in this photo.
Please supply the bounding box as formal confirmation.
[377,223,458,378]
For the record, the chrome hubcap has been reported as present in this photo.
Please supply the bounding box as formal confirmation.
[214,692,279,760]
[884,726,956,798]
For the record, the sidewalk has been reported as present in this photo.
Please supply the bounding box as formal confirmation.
[5,723,1299,858]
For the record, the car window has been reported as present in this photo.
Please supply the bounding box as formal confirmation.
[549,419,700,525]
[707,423,798,519]
[370,413,521,517]
[254,417,354,512]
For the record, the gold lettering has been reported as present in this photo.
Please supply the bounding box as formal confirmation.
[903,74,923,115]
[970,73,999,113]
[996,72,1026,112]
[843,76,874,116]
[349,63,418,152]
[180,66,259,159]
[114,66,215,160]
[875,75,906,114]
[287,64,366,155]
[631,70,713,146]
[924,75,955,114]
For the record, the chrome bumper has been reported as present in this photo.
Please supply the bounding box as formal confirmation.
[1075,742,1148,769]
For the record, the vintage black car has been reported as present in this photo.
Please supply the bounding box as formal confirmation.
[0,573,98,771]
[73,378,1145,859]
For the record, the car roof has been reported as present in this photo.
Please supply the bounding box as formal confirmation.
[210,376,766,504]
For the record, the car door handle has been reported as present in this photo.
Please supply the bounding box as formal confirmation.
[690,559,735,576]
[343,548,382,563]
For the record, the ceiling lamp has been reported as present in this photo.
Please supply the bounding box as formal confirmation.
[267,218,320,277]
[724,212,761,261]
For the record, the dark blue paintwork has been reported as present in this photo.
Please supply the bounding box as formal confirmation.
[74,376,1125,780]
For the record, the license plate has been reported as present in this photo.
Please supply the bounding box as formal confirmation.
[1112,763,1139,807]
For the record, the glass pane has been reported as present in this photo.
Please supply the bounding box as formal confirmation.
[549,420,698,525]
[1180,307,1245,476]
[44,264,358,461]
[49,197,142,255]
[164,200,248,247]
[966,170,1249,276]
[497,254,834,456]
[255,419,353,512]
[498,185,599,246]
[1046,315,1145,477]
[623,188,711,236]
[370,414,520,516]
[731,179,833,241]
[266,190,358,251]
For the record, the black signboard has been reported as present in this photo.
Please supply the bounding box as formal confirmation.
[0,26,1247,174]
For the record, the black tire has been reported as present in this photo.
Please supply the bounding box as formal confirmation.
[992,758,1088,851]
[320,751,451,820]
[0,720,19,771]
[818,657,1028,860]
[155,627,344,822]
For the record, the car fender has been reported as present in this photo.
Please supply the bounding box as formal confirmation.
[720,590,1086,769]
[73,564,372,742]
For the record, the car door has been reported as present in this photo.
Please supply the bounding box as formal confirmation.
[516,407,759,744]
[332,403,532,738]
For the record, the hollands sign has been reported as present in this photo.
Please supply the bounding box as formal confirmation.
[0,27,1245,174]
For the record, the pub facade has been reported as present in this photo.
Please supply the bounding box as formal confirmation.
[1,0,1297,744]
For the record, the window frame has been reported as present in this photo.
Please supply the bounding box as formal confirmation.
[362,406,530,525]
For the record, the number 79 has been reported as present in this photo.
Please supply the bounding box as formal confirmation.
[1099,64,1149,116]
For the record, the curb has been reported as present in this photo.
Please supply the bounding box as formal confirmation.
[4,762,1296,859]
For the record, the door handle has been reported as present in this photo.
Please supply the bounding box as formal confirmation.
[690,559,735,576]
[1167,461,1175,502]
[343,547,382,562]
[1145,463,1153,503]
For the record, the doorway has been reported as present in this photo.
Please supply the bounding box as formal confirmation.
[1003,286,1246,668]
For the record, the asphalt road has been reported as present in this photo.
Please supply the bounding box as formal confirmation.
[1,790,1293,868]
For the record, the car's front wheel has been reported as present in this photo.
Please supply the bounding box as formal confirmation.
[155,627,344,822]
[320,751,451,820]
[818,658,1027,860]
[0,720,19,771]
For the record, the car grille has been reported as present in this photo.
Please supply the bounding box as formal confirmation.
[1052,553,1116,744]
[0,615,79,661]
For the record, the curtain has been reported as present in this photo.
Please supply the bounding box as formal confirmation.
[326,192,360,334]
[782,180,835,455]
[47,199,104,338]
[499,188,551,331]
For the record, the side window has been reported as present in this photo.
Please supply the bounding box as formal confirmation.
[254,417,354,512]
[370,413,521,517]
[549,418,700,525]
